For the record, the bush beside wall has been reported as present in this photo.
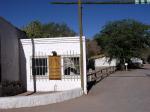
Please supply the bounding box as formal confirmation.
[1,80,25,96]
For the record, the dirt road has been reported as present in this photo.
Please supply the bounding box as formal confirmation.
[1,65,150,112]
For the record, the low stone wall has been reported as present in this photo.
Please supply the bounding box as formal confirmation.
[87,66,116,82]
[0,88,83,109]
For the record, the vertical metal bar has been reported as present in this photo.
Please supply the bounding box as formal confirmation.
[70,50,72,80]
[37,52,40,76]
[41,52,43,76]
[73,53,75,81]
[73,55,74,80]
[29,57,31,79]
[43,53,45,76]
[78,0,84,92]
[38,53,40,76]
[139,0,142,3]
[67,51,69,78]
[45,53,47,76]
[35,55,37,76]
[41,53,43,79]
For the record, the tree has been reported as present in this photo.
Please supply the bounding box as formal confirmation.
[141,48,150,63]
[23,21,42,38]
[86,39,101,58]
[42,23,76,37]
[23,21,76,38]
[95,19,150,69]
[22,20,77,92]
[147,54,150,64]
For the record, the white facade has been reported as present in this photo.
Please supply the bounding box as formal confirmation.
[20,37,87,94]
[95,57,117,68]
[131,58,143,64]
[135,0,150,4]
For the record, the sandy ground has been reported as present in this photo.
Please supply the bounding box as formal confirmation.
[1,64,150,112]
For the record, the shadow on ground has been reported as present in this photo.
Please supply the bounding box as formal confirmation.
[87,75,107,93]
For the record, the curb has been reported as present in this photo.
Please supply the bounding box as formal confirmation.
[0,88,83,109]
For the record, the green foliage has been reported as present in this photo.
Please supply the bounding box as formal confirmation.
[23,21,42,38]
[23,21,76,38]
[94,19,150,66]
[147,55,150,64]
[141,48,150,63]
[1,80,25,96]
[86,39,101,58]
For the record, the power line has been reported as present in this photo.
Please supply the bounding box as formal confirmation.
[51,0,150,5]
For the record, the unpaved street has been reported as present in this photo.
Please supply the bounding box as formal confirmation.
[1,65,150,112]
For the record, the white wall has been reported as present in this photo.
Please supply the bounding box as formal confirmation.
[135,0,149,4]
[21,37,87,94]
[95,57,117,68]
[131,58,143,64]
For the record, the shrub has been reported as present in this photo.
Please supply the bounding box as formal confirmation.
[1,80,25,96]
[87,59,95,71]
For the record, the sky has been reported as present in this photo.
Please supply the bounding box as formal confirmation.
[0,0,150,38]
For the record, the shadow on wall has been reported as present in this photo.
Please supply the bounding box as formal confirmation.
[0,17,27,96]
[19,40,27,91]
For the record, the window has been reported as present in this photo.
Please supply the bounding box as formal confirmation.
[32,58,48,75]
[63,57,80,75]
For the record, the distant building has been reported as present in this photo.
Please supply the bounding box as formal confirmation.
[90,55,119,69]
[91,54,143,70]
[135,0,150,4]
[131,57,143,64]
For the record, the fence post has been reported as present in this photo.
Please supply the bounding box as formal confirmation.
[88,69,93,82]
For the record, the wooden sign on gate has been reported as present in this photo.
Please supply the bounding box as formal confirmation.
[48,56,61,80]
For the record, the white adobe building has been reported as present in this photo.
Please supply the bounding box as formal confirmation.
[130,57,143,64]
[135,0,150,4]
[20,37,87,94]
[91,55,118,69]
[93,55,143,69]
[95,57,117,67]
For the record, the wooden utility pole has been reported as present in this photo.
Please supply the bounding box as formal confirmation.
[78,0,84,92]
[51,0,149,93]
[51,0,150,5]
